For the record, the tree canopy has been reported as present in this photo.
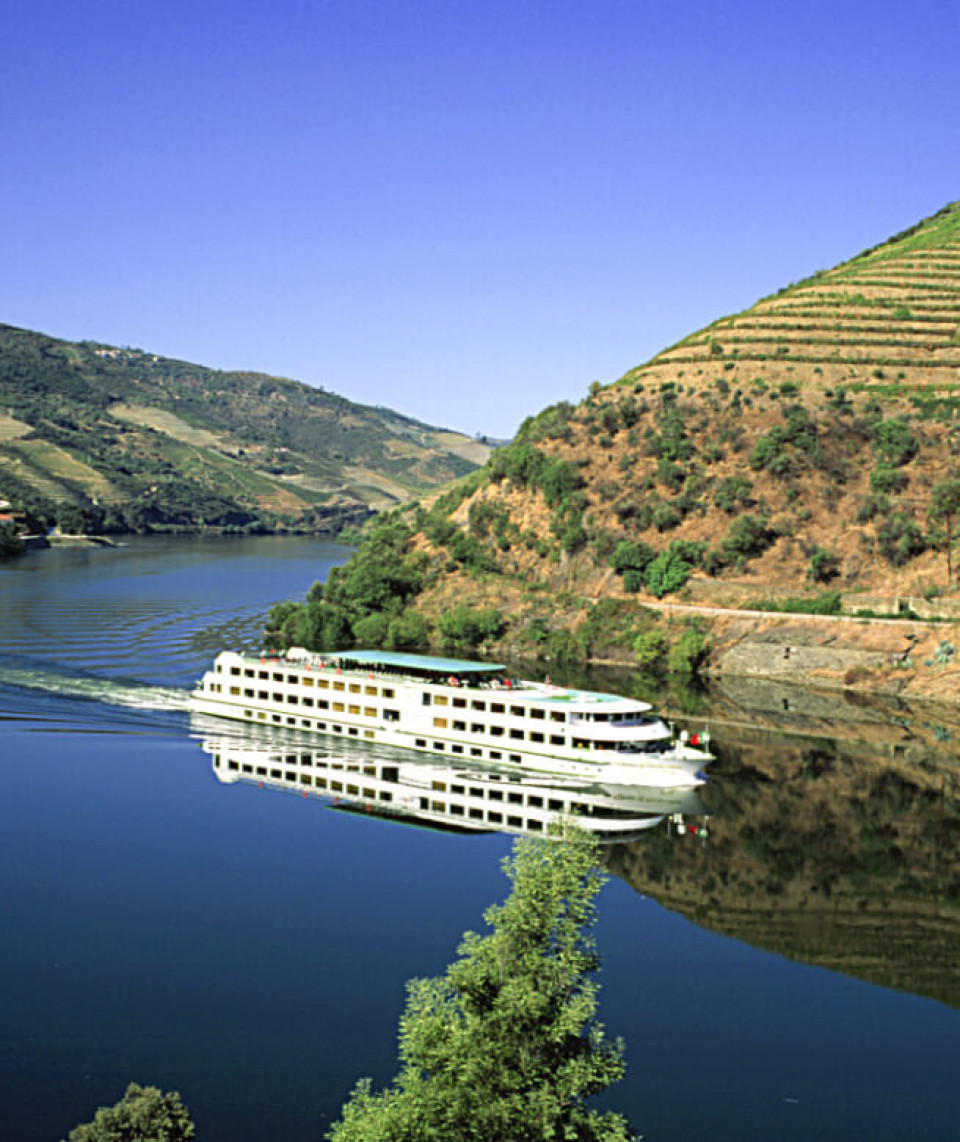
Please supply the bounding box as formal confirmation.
[328,826,633,1142]
[63,1082,194,1142]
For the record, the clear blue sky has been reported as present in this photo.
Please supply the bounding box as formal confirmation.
[3,0,959,437]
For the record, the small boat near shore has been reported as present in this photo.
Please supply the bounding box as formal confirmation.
[190,647,711,787]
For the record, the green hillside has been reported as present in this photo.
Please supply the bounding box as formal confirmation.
[267,199,960,671]
[0,323,490,534]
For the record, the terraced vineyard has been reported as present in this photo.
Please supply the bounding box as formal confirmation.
[622,201,960,390]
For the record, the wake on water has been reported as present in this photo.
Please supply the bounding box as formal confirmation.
[0,661,191,715]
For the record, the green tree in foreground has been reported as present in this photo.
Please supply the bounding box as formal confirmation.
[328,826,634,1142]
[930,478,960,584]
[64,1082,194,1142]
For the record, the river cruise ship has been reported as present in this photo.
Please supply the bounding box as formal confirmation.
[190,648,711,787]
[199,726,709,842]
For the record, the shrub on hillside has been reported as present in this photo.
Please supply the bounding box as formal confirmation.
[877,513,926,566]
[808,546,841,583]
[721,513,774,562]
[872,418,918,467]
[644,547,692,598]
[870,465,908,495]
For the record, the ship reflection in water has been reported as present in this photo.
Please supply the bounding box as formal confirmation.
[193,714,708,843]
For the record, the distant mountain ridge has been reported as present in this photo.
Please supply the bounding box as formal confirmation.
[0,323,491,533]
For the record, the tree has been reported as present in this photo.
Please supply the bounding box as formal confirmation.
[930,478,960,583]
[328,826,633,1142]
[64,1082,194,1142]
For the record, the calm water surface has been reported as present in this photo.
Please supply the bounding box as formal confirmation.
[1,536,958,1142]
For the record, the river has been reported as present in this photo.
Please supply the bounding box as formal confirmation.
[0,536,957,1142]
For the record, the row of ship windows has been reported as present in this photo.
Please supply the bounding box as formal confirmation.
[242,710,375,737]
[215,664,568,722]
[218,664,396,699]
[432,717,565,746]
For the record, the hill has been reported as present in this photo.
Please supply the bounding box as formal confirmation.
[266,199,960,687]
[0,323,491,534]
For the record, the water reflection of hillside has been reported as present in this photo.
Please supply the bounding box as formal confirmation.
[607,677,960,1009]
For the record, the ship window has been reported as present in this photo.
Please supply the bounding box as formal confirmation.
[432,780,447,791]
[450,804,465,816]
[302,697,313,707]
[347,784,359,795]
[379,790,391,802]
[433,717,448,729]
[451,744,464,754]
[415,738,426,746]
[508,815,522,828]
[452,697,467,708]
[333,681,345,692]
[470,786,483,797]
[230,667,240,676]
[257,712,266,721]
[364,730,374,739]
[491,702,505,714]
[288,674,298,685]
[316,777,327,789]
[300,774,312,786]
[284,770,295,780]
[471,699,486,711]
[489,751,502,760]
[302,719,311,727]
[348,704,361,715]
[229,686,240,695]
[384,708,400,722]
[272,714,281,723]
[550,711,566,722]
[431,801,445,812]
[433,741,445,751]
[364,706,376,717]
[509,754,521,763]
[365,685,377,696]
[530,732,544,743]
[331,780,343,792]
[244,710,252,718]
[508,792,522,805]
[285,754,297,764]
[244,669,254,678]
[488,790,503,802]
[530,708,545,720]
[510,706,524,717]
[244,688,254,697]
[383,688,395,698]
[363,787,375,799]
[302,676,313,687]
[332,702,345,712]
[550,735,565,746]
[318,699,329,710]
[527,795,544,808]
[422,693,431,706]
[364,765,376,775]
[434,695,448,707]
[228,759,239,771]
[215,664,222,672]
[528,819,544,832]
[273,673,283,682]
[349,683,361,694]
[317,721,326,730]
[509,729,523,740]
[451,783,465,794]
[258,670,268,680]
[273,692,283,702]
[317,679,329,689]
[487,811,503,824]
[287,717,296,726]
[470,747,482,757]
[287,694,298,704]
[573,738,590,749]
[471,722,485,734]
[469,807,483,820]
[332,725,342,733]
[490,726,504,737]
[241,764,253,774]
[348,728,358,737]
